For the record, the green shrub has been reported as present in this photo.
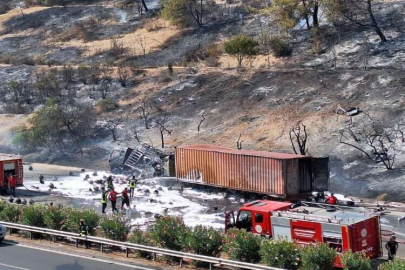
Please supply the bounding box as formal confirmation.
[341,251,371,270]
[224,35,259,67]
[149,216,188,251]
[43,205,67,230]
[0,200,7,213]
[0,204,22,223]
[128,229,154,258]
[268,36,292,57]
[300,243,337,270]
[223,228,262,263]
[260,239,301,269]
[378,258,405,270]
[21,205,46,227]
[100,216,130,241]
[187,225,223,266]
[63,208,99,235]
[161,0,190,27]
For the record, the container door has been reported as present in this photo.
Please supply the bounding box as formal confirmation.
[312,157,329,191]
[299,159,312,193]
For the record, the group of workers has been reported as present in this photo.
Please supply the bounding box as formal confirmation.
[313,192,338,205]
[101,176,137,214]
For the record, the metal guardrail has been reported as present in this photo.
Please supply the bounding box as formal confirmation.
[1,221,284,270]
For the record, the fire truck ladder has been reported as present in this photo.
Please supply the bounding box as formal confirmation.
[17,159,23,180]
[274,211,343,224]
[124,148,146,170]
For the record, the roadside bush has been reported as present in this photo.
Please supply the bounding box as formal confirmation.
[378,258,405,270]
[300,242,337,270]
[0,200,6,213]
[223,228,262,263]
[223,35,259,67]
[128,229,154,258]
[21,205,46,227]
[187,225,223,266]
[341,251,371,270]
[43,205,67,230]
[0,204,22,223]
[268,36,292,57]
[149,216,188,251]
[63,208,99,235]
[100,216,130,241]
[260,239,301,269]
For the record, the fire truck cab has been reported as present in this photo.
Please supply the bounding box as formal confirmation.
[0,154,23,192]
[225,200,293,236]
[226,200,382,268]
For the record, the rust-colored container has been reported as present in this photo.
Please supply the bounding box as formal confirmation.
[175,145,316,199]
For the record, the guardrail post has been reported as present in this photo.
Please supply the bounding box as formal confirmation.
[8,228,11,235]
[153,253,156,261]
[76,239,79,247]
[100,243,104,253]
[126,248,129,258]
[180,258,183,267]
[53,235,56,243]
[209,262,212,270]
[30,232,33,240]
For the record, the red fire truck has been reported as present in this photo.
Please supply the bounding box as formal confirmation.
[0,154,23,192]
[225,200,382,268]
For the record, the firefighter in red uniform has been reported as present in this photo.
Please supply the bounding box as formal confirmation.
[109,188,119,214]
[121,187,130,210]
[328,193,338,205]
[8,174,16,197]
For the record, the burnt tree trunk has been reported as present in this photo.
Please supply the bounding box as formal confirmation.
[367,0,386,42]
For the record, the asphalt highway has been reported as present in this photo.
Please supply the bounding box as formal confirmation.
[0,240,163,270]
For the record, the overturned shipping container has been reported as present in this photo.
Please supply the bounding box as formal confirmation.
[175,145,329,199]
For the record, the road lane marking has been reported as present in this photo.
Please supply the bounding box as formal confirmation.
[3,241,156,270]
[0,263,31,270]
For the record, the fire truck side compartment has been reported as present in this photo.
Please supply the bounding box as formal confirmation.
[175,145,328,198]
[0,156,23,189]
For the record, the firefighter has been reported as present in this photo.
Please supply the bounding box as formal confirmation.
[109,188,119,214]
[79,219,90,249]
[101,187,108,214]
[385,236,399,261]
[129,176,137,198]
[7,174,16,197]
[327,193,338,205]
[106,176,114,190]
[121,187,130,210]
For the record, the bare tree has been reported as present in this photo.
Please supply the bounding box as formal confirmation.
[138,96,154,129]
[236,133,243,150]
[98,80,112,99]
[197,111,206,132]
[339,122,402,170]
[324,0,387,42]
[137,35,147,57]
[104,113,125,141]
[156,115,172,148]
[188,0,204,27]
[117,66,131,87]
[289,122,309,155]
[110,36,126,56]
[131,121,142,143]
